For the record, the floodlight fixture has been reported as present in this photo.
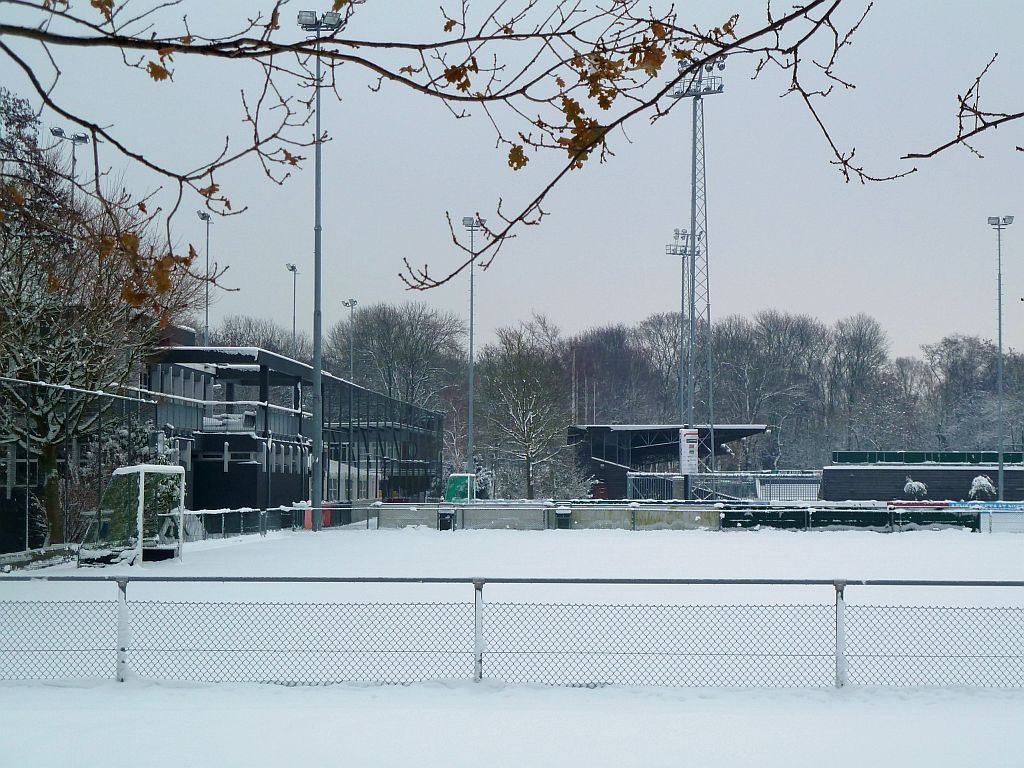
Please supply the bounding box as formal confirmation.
[297,10,317,28]
[1005,216,1015,225]
[51,125,94,213]
[989,217,1001,226]
[196,210,211,222]
[321,11,343,29]
[50,125,89,145]
[286,263,298,273]
[665,226,689,257]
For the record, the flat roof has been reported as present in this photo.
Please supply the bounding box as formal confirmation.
[150,346,443,417]
[570,423,770,467]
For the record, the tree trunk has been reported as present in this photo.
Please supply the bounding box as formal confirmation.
[525,453,534,500]
[39,443,64,544]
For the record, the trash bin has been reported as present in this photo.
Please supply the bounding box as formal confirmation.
[555,506,572,530]
[438,509,456,531]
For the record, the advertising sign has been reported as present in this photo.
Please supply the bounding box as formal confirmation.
[680,428,700,476]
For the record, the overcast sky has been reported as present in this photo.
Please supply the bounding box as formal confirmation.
[3,1,1022,359]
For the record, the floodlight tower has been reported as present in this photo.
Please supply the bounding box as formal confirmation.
[670,56,725,474]
[49,126,90,211]
[297,5,362,528]
[462,216,486,474]
[342,297,357,502]
[988,215,1014,500]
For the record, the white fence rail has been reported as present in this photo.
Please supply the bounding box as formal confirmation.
[2,576,1023,688]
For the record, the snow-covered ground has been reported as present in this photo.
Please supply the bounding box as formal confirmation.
[3,527,1024,767]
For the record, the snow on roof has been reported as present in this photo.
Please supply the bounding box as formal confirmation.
[173,346,310,369]
[215,364,261,372]
[112,464,186,475]
[574,424,769,431]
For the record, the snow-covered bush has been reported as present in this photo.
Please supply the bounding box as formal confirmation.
[903,476,928,499]
[474,464,495,500]
[970,474,996,500]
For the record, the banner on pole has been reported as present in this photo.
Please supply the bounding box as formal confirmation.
[680,428,700,476]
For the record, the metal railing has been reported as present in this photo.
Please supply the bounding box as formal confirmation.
[626,471,822,502]
[2,576,1023,688]
[185,507,305,539]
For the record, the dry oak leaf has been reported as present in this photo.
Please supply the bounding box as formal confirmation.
[147,61,171,81]
[90,0,113,21]
[508,144,529,170]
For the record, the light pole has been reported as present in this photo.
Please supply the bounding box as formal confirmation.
[196,211,212,345]
[665,227,689,423]
[670,55,725,497]
[286,263,299,346]
[49,126,90,212]
[671,57,724,427]
[462,216,486,474]
[989,215,1014,500]
[298,8,351,529]
[342,298,357,502]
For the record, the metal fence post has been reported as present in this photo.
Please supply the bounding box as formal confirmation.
[473,579,485,682]
[116,578,131,682]
[834,579,848,688]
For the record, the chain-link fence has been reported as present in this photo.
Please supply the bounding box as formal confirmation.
[127,600,474,684]
[484,601,835,687]
[2,577,1024,688]
[846,604,1024,686]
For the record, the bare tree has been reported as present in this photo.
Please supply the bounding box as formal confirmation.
[0,90,200,542]
[325,301,465,410]
[210,314,311,363]
[478,315,570,499]
[569,324,664,425]
[632,312,682,420]
[829,313,889,450]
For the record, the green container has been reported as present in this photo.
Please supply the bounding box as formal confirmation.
[443,473,475,503]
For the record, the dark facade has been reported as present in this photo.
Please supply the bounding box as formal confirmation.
[569,424,769,499]
[1,344,444,553]
[820,465,1024,501]
[147,346,445,511]
[820,451,1024,502]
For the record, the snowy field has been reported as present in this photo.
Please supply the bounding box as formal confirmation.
[3,527,1024,767]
